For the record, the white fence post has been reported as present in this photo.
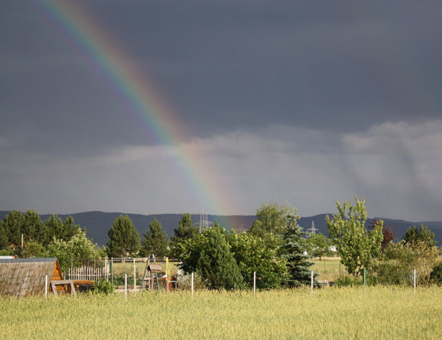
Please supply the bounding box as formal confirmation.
[191,272,194,296]
[311,270,314,296]
[414,269,417,294]
[133,258,136,292]
[125,274,127,300]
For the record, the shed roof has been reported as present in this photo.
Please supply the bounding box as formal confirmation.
[0,257,61,297]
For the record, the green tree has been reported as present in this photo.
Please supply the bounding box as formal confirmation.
[106,215,140,257]
[140,218,169,257]
[171,213,198,257]
[326,196,383,276]
[249,202,288,237]
[44,214,65,245]
[305,233,331,261]
[179,226,243,290]
[228,231,287,289]
[46,228,100,271]
[280,210,316,286]
[0,222,8,250]
[2,210,23,246]
[22,210,46,244]
[402,224,437,247]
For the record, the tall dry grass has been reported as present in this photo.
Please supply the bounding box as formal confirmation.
[1,286,441,339]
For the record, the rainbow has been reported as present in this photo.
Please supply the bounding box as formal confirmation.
[32,0,243,225]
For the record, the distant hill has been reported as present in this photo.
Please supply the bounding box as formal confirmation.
[1,210,442,247]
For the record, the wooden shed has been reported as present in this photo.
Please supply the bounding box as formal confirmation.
[0,257,76,297]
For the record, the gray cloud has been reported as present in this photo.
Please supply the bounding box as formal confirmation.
[1,1,442,220]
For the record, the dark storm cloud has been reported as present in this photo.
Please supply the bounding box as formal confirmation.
[2,1,442,220]
[2,0,442,158]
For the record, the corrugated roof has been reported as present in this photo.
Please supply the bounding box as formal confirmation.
[0,258,59,297]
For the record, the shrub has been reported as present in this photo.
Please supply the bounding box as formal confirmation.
[371,240,439,285]
[430,261,442,285]
[92,279,114,295]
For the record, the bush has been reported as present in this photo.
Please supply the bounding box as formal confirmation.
[430,261,442,285]
[335,275,362,287]
[92,279,114,295]
[371,241,439,286]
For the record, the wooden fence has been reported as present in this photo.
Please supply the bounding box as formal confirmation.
[65,266,107,281]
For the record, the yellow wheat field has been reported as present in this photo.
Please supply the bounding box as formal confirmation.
[1,286,442,339]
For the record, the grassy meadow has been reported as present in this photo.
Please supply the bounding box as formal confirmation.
[1,286,442,339]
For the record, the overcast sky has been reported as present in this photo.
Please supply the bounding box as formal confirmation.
[1,0,442,221]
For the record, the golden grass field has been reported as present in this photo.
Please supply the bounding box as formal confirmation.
[1,286,442,339]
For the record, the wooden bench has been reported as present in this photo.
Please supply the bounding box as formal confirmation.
[51,280,76,296]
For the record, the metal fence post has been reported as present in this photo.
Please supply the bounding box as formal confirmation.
[45,274,48,299]
[191,272,194,296]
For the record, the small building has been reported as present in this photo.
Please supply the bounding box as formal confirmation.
[0,257,80,297]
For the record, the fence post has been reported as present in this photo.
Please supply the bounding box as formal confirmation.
[253,272,256,295]
[191,272,194,296]
[311,270,314,296]
[111,257,113,290]
[414,269,417,294]
[133,258,136,292]
[70,258,73,280]
[124,274,128,300]
[363,268,366,289]
[45,274,48,299]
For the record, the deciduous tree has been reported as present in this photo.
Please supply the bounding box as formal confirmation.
[248,202,288,237]
[326,196,383,276]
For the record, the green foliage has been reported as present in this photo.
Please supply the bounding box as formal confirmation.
[179,226,243,290]
[92,279,114,295]
[106,215,140,257]
[1,210,23,246]
[22,210,46,244]
[0,222,8,250]
[46,229,101,271]
[170,213,199,258]
[371,240,440,285]
[305,233,331,261]
[197,227,244,290]
[326,196,383,276]
[403,224,437,247]
[140,218,169,257]
[228,231,287,289]
[430,261,442,285]
[249,202,288,237]
[21,241,46,258]
[44,214,81,245]
[280,209,316,286]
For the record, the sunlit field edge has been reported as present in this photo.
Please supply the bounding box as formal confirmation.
[1,286,442,339]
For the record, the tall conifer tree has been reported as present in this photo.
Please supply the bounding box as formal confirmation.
[106,215,140,257]
[140,218,169,257]
[280,210,316,286]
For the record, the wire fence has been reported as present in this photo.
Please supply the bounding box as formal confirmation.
[1,256,438,297]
